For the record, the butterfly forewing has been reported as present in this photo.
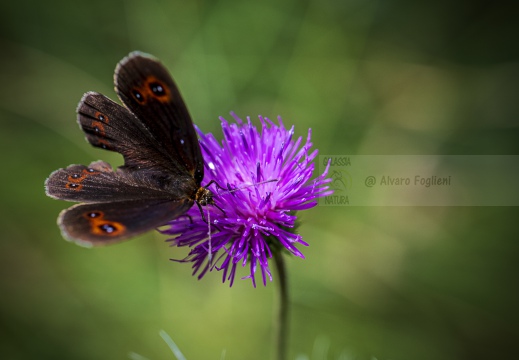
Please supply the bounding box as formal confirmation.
[114,52,205,184]
[77,92,187,175]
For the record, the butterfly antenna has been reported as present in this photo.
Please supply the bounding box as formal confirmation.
[225,178,279,194]
[205,179,227,192]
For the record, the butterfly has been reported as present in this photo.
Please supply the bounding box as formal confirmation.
[45,52,220,247]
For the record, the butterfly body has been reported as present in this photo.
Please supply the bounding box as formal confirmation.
[45,52,214,247]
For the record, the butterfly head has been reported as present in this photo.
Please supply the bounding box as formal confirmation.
[195,186,227,220]
[195,186,215,206]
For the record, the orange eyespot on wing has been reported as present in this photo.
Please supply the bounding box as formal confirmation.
[90,120,106,136]
[65,182,83,191]
[57,166,102,193]
[130,76,171,104]
[67,168,101,183]
[82,211,126,237]
[94,111,110,123]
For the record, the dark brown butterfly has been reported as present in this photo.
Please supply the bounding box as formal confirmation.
[45,52,218,247]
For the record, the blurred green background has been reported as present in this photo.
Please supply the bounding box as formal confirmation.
[1,1,518,359]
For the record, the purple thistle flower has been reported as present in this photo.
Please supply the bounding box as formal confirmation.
[162,113,332,286]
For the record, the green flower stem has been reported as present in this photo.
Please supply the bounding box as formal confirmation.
[273,251,289,360]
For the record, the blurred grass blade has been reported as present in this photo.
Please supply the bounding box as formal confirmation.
[160,330,187,360]
[128,352,150,360]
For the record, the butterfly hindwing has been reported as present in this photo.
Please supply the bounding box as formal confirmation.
[58,199,193,247]
[45,160,174,203]
[114,52,205,184]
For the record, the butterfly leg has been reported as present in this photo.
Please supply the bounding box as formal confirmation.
[196,201,207,223]
[177,214,194,224]
[196,201,226,223]
[212,203,226,217]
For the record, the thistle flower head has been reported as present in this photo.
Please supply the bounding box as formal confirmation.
[163,113,332,286]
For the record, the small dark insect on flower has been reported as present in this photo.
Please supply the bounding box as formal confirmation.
[163,113,332,286]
